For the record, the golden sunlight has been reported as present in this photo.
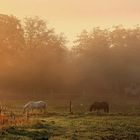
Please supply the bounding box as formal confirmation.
[0,0,140,45]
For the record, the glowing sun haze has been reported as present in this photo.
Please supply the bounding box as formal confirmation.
[0,0,140,46]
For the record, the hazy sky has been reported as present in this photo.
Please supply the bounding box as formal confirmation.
[0,0,140,45]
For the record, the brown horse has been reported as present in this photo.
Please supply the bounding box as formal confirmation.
[89,102,109,113]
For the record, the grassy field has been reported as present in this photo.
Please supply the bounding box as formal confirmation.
[0,114,140,140]
[0,100,140,140]
[0,113,140,140]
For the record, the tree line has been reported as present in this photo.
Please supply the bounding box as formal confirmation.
[0,14,140,99]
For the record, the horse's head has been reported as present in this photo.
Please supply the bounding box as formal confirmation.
[23,103,29,114]
[89,104,94,112]
[23,106,26,114]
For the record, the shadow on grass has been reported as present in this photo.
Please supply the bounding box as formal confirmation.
[2,122,66,140]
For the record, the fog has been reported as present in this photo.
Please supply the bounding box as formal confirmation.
[0,14,140,102]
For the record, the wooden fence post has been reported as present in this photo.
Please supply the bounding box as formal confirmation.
[70,100,72,113]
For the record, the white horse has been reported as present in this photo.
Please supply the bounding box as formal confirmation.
[23,101,47,114]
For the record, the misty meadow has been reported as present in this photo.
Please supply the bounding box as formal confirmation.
[0,13,140,140]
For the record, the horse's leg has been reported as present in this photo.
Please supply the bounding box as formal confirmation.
[36,109,39,114]
[103,108,106,113]
[42,108,44,114]
[40,108,42,114]
[41,108,44,114]
[43,107,46,114]
[31,108,33,114]
[107,106,109,113]
[105,108,108,113]
[96,109,99,115]
[44,107,46,114]
[104,108,107,113]
[42,106,46,114]
[42,108,45,114]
